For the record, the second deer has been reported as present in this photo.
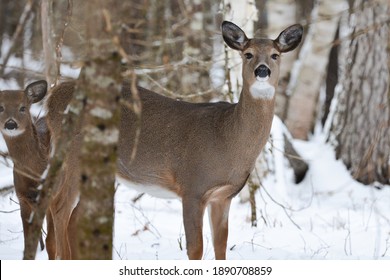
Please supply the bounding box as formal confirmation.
[0,81,49,257]
[48,21,303,259]
[0,81,79,259]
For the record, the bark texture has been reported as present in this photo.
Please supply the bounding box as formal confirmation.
[73,1,121,259]
[329,0,389,185]
[284,0,345,139]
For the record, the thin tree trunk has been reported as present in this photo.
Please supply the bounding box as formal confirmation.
[0,0,36,77]
[41,0,57,85]
[284,0,346,139]
[253,0,268,34]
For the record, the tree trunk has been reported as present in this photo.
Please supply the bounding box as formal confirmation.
[73,1,122,259]
[321,23,339,126]
[328,0,389,185]
[284,0,346,140]
[253,0,268,34]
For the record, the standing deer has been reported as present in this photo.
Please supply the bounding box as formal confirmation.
[0,81,49,257]
[45,81,80,260]
[0,80,79,260]
[47,21,303,259]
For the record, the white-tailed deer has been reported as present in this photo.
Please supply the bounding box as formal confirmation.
[0,81,49,256]
[45,81,80,260]
[0,80,79,260]
[48,21,303,259]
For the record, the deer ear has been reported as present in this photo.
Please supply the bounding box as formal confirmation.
[222,21,249,51]
[274,24,303,53]
[25,80,47,103]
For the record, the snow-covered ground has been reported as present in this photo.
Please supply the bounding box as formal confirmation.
[1,120,389,260]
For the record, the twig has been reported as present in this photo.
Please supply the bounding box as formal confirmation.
[140,70,222,99]
[1,151,44,183]
[130,203,161,239]
[0,63,46,78]
[315,19,390,53]
[259,182,304,231]
[267,138,309,162]
[0,185,14,196]
[253,166,314,213]
[0,209,20,214]
[55,0,73,84]
[0,0,35,76]
[381,234,390,258]
[343,209,352,256]
[129,73,142,162]
[244,240,273,251]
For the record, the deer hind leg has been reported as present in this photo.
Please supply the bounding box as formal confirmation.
[52,214,70,259]
[45,209,56,259]
[51,197,76,259]
[182,197,206,260]
[207,198,232,260]
[67,201,80,259]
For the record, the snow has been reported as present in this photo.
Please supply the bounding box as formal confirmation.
[1,118,389,260]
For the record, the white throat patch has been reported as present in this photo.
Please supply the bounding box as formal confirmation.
[1,128,25,137]
[249,77,275,100]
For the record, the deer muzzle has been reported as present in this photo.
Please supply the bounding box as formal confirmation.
[254,64,271,79]
[4,119,18,130]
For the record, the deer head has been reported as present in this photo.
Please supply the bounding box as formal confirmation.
[0,80,47,137]
[222,21,303,99]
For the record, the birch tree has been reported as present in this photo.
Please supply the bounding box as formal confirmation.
[284,0,346,139]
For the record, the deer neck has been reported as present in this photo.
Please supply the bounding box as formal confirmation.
[232,83,275,154]
[3,122,47,175]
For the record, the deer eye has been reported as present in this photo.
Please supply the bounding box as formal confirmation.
[0,106,4,113]
[19,106,26,113]
[271,53,279,60]
[244,53,253,60]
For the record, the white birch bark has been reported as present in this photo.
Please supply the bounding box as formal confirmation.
[284,0,348,139]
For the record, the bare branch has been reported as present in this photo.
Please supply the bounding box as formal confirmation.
[0,0,35,76]
[55,0,73,84]
[41,0,57,85]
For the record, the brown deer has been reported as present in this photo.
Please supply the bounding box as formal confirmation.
[0,80,79,260]
[0,81,49,256]
[47,21,303,259]
[45,81,80,260]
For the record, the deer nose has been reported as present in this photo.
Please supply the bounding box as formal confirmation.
[254,64,271,78]
[5,119,18,130]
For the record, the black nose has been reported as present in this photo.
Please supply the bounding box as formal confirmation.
[255,64,271,78]
[5,119,18,130]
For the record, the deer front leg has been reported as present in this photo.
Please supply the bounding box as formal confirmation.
[207,198,232,260]
[182,197,206,260]
[18,193,45,258]
[19,198,33,252]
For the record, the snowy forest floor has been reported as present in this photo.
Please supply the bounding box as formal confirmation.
[1,121,390,260]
